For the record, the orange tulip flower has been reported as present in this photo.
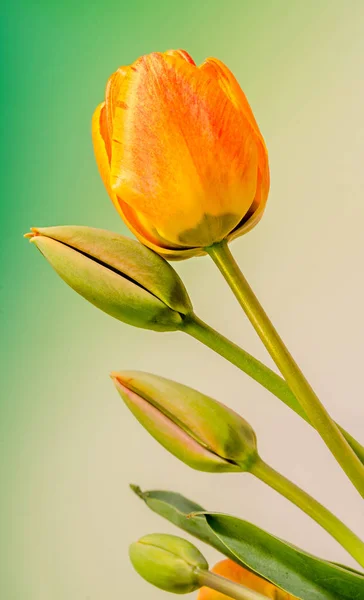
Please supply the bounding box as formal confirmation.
[197,559,297,600]
[92,50,269,259]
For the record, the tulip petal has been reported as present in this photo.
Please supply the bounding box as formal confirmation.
[165,49,196,64]
[228,184,267,242]
[92,102,189,257]
[110,52,260,248]
[92,103,113,194]
[200,58,270,237]
[200,59,262,139]
[105,66,129,138]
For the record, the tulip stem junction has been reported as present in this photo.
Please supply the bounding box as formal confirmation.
[205,240,364,499]
[181,314,364,467]
[250,457,364,567]
[197,568,269,600]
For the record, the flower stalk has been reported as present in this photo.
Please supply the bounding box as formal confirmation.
[206,240,364,498]
[198,560,299,600]
[180,314,364,466]
[197,570,269,600]
[250,458,364,568]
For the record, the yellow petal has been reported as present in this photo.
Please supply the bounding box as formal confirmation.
[92,100,191,258]
[92,103,113,195]
[105,66,129,138]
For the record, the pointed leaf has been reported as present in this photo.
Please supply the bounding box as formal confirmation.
[132,486,364,600]
[204,513,364,600]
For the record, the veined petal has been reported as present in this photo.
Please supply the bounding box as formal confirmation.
[165,49,196,64]
[105,66,129,138]
[92,101,185,256]
[201,57,270,227]
[200,58,263,140]
[110,52,260,248]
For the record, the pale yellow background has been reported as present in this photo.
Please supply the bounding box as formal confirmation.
[2,1,364,598]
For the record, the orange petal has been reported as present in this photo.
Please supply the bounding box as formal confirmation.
[200,58,263,140]
[201,58,270,232]
[109,52,260,249]
[165,49,196,64]
[198,559,297,600]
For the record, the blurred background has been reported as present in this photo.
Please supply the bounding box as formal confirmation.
[2,0,364,598]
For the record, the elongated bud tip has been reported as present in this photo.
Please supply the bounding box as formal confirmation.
[129,533,208,594]
[24,228,40,240]
[110,373,132,396]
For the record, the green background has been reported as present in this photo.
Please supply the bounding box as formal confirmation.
[2,1,364,598]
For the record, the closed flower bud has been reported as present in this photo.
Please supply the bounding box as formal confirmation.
[25,225,192,331]
[112,371,258,472]
[92,50,269,259]
[129,533,208,594]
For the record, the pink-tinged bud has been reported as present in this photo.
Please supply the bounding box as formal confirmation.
[112,371,258,473]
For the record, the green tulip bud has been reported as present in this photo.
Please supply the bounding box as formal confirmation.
[25,226,192,331]
[129,533,208,594]
[112,371,258,472]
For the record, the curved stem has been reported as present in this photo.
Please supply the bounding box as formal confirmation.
[205,240,364,498]
[251,458,364,568]
[197,568,268,600]
[181,314,364,466]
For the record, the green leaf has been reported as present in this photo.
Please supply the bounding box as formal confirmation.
[204,513,364,600]
[130,485,231,556]
[130,485,271,583]
[131,486,364,600]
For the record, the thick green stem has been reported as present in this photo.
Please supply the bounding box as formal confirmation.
[205,240,364,498]
[197,568,268,600]
[181,314,364,466]
[251,458,364,568]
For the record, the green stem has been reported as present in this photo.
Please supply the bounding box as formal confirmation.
[251,458,364,568]
[197,568,268,600]
[205,240,364,498]
[181,314,364,466]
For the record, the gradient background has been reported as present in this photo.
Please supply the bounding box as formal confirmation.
[2,1,364,598]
